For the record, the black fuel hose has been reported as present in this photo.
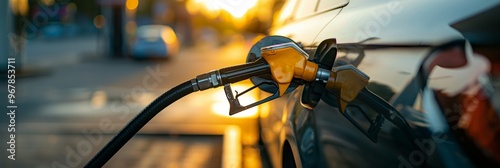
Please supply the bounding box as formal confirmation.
[85,58,270,167]
[357,88,422,150]
[85,80,194,167]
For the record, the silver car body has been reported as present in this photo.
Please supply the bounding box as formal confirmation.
[260,0,500,167]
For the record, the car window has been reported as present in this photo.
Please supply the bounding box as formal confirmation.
[294,0,319,19]
[137,26,163,38]
[317,0,349,12]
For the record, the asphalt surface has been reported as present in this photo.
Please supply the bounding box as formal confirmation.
[0,35,264,167]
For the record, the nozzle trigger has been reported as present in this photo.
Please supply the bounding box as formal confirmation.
[224,82,280,115]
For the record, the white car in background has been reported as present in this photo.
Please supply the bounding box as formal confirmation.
[131,25,179,59]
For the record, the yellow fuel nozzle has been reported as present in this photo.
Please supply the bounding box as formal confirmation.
[258,41,370,113]
[261,42,319,96]
[325,65,370,112]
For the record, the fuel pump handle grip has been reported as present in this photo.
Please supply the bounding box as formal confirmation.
[192,41,322,116]
[192,57,271,91]
[218,57,271,84]
[193,41,319,94]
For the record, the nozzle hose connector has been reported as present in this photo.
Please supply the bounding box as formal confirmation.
[191,70,222,91]
[316,68,331,83]
[192,58,271,91]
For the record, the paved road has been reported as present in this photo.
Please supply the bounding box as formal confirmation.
[0,35,264,167]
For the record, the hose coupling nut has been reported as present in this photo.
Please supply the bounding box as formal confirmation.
[193,71,222,91]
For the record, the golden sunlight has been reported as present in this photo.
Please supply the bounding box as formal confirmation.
[190,0,257,18]
[211,83,259,118]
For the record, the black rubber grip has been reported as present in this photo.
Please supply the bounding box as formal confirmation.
[219,57,271,84]
[357,88,421,148]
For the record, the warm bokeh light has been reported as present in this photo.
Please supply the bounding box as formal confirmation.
[93,15,106,28]
[258,100,271,118]
[222,126,242,168]
[126,0,139,10]
[161,26,178,45]
[125,21,136,35]
[188,0,257,18]
[40,0,54,6]
[211,83,259,118]
[133,92,157,106]
[63,2,77,22]
[221,0,258,18]
[66,2,77,13]
[275,0,297,26]
[9,0,29,16]
[90,91,107,109]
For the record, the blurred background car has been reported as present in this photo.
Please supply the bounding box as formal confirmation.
[256,0,500,167]
[130,25,179,59]
[41,22,65,39]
